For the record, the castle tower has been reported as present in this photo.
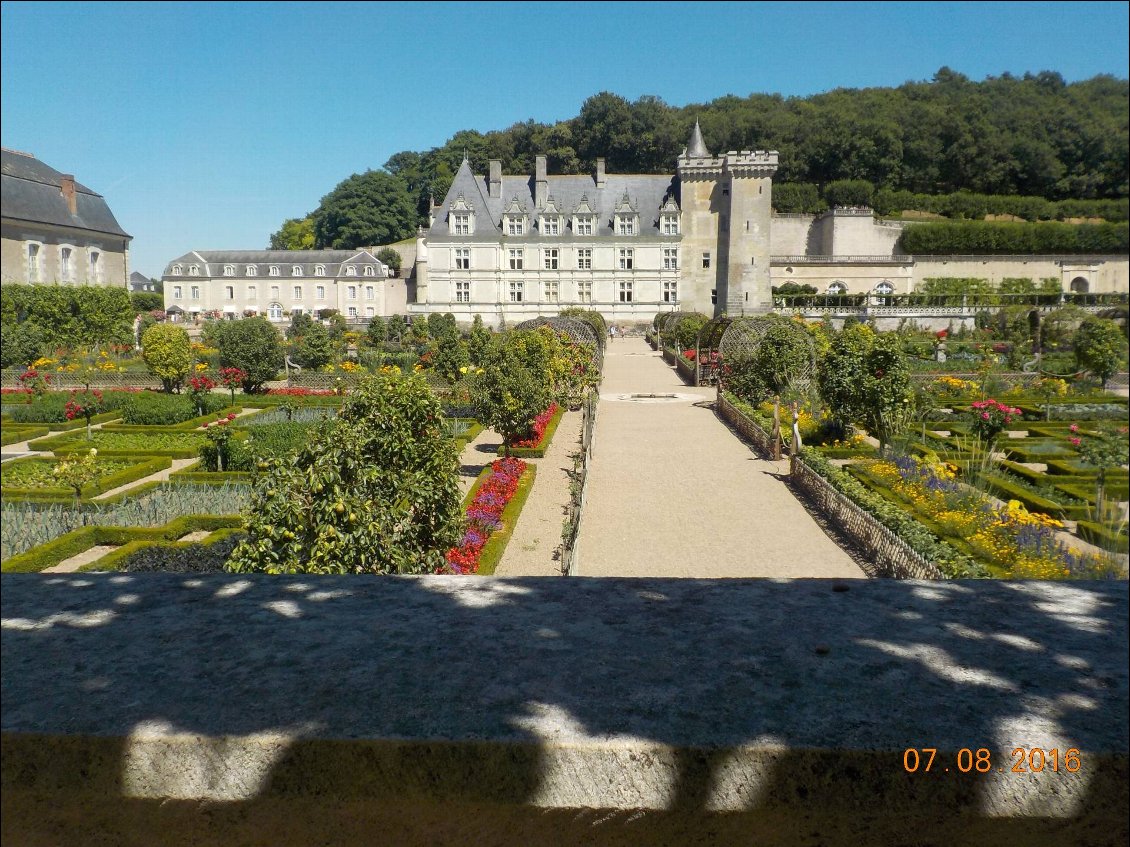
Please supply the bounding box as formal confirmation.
[676,121,777,316]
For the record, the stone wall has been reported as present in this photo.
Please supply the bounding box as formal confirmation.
[2,573,1126,846]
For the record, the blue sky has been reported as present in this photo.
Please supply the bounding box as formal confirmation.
[2,1,1127,278]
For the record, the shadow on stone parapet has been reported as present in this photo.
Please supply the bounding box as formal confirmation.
[1,575,1127,846]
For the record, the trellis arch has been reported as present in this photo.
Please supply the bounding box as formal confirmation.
[692,316,735,385]
[717,315,818,396]
[514,315,603,372]
[656,311,709,351]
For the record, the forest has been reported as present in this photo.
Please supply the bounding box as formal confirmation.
[273,70,1130,250]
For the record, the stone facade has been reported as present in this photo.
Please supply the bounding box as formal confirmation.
[160,250,392,324]
[1,148,131,288]
[411,126,1126,326]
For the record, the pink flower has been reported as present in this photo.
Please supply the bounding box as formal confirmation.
[1070,437,1081,447]
[982,412,990,420]
[1069,424,1079,433]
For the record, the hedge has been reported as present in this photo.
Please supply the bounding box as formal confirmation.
[169,461,254,484]
[497,405,566,458]
[472,464,537,576]
[86,526,244,572]
[120,392,230,425]
[1,425,49,445]
[1077,520,1129,554]
[1,515,242,573]
[452,421,484,451]
[899,220,1130,255]
[1,455,171,503]
[27,430,205,459]
[4,409,120,430]
[101,406,243,432]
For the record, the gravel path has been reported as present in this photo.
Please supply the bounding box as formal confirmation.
[576,338,865,578]
[494,409,582,577]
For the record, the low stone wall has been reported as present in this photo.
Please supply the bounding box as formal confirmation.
[2,574,1126,846]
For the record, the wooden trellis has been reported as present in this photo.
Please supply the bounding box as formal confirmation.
[717,315,818,395]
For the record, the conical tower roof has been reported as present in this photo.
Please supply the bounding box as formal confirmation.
[687,120,709,157]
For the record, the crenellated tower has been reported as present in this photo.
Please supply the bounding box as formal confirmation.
[677,121,777,316]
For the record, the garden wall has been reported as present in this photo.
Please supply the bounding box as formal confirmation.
[2,574,1126,846]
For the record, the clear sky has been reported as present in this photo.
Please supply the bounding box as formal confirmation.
[2,1,1127,278]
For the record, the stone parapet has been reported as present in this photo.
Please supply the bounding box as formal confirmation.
[2,574,1127,846]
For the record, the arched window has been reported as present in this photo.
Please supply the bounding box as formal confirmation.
[1070,277,1089,293]
[269,265,280,276]
[172,264,183,275]
[245,265,257,276]
[314,265,326,277]
[292,265,303,276]
[827,281,847,295]
[223,265,235,276]
[267,303,284,320]
[874,281,895,295]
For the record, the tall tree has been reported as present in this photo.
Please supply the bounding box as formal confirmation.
[269,216,316,250]
[312,171,418,249]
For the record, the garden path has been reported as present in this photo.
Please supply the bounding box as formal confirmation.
[495,409,583,577]
[576,337,864,578]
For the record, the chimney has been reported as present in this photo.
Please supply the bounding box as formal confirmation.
[60,174,77,215]
[535,155,547,209]
[488,159,501,198]
[595,158,606,189]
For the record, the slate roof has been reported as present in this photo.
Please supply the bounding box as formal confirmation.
[1,149,131,238]
[161,249,386,278]
[429,158,678,239]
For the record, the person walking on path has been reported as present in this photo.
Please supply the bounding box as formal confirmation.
[609,325,617,342]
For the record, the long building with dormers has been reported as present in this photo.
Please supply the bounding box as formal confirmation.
[411,122,779,324]
[410,122,1126,326]
[160,249,405,323]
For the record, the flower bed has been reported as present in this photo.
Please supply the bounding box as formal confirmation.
[849,455,1118,579]
[446,457,534,575]
[497,404,564,458]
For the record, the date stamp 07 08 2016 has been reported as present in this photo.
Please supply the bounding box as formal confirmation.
[902,748,1082,774]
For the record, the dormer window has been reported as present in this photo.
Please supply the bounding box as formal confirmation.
[269,265,280,276]
[449,193,476,236]
[572,194,598,237]
[188,265,199,276]
[223,265,235,276]
[574,217,594,236]
[539,196,563,237]
[614,193,638,236]
[292,265,302,275]
[364,265,376,276]
[501,196,526,237]
[172,264,183,275]
[246,265,257,276]
[314,265,326,277]
[659,196,681,236]
[345,266,357,276]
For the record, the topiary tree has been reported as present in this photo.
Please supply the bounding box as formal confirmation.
[141,323,193,393]
[1074,317,1127,389]
[387,314,407,344]
[858,333,913,449]
[818,323,875,432]
[431,334,470,384]
[726,317,813,405]
[226,370,463,574]
[286,311,315,340]
[218,317,284,393]
[410,315,430,345]
[292,322,337,369]
[365,315,387,347]
[468,314,491,364]
[473,335,552,457]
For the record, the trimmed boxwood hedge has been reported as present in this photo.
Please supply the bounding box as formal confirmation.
[496,405,566,458]
[466,464,537,576]
[1,515,242,573]
[1077,520,1129,554]
[100,406,243,432]
[1,425,49,445]
[28,430,206,458]
[1,454,171,502]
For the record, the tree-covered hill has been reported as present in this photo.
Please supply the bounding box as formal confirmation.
[273,69,1129,249]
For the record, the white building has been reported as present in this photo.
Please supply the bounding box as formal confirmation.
[161,250,403,323]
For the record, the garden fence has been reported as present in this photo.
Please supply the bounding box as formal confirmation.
[715,392,944,580]
[560,390,598,576]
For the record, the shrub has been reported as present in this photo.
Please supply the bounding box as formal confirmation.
[375,247,402,274]
[1,321,46,368]
[121,392,227,425]
[1074,317,1127,389]
[292,322,337,369]
[899,220,1130,254]
[142,323,193,393]
[226,369,463,574]
[218,317,283,392]
[824,179,875,208]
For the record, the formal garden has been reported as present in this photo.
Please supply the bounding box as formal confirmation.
[648,308,1129,580]
[2,287,605,576]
